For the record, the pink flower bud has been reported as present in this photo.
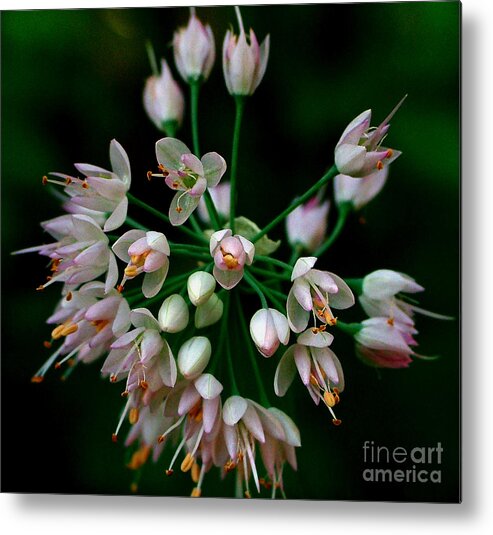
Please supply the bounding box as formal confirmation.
[286,197,330,252]
[222,7,270,96]
[173,8,215,83]
[143,59,185,133]
[250,308,290,357]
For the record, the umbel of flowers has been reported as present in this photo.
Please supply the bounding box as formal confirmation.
[13,6,450,499]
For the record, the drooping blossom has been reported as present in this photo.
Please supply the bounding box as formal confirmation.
[249,308,290,357]
[102,307,177,396]
[14,213,118,294]
[125,402,175,474]
[334,166,389,210]
[43,140,131,232]
[222,6,270,96]
[32,282,131,382]
[112,230,170,298]
[173,7,215,83]
[287,257,354,333]
[258,407,300,498]
[222,395,297,498]
[285,196,330,253]
[197,182,231,224]
[143,58,185,134]
[157,373,224,497]
[210,229,254,289]
[154,137,227,225]
[334,97,406,178]
[354,317,416,369]
[274,328,344,424]
[358,269,448,326]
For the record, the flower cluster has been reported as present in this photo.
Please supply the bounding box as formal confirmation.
[14,6,450,499]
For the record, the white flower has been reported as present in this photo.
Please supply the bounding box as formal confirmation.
[45,139,131,232]
[14,213,118,294]
[187,271,216,306]
[112,230,170,298]
[287,257,354,333]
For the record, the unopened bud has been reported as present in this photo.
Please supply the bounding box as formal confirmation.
[187,271,216,306]
[177,336,211,379]
[195,293,224,329]
[158,293,189,333]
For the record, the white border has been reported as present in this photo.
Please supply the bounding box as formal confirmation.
[2,0,492,533]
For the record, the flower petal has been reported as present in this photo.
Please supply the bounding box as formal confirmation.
[213,265,243,290]
[223,395,247,426]
[104,196,128,232]
[274,345,297,397]
[287,287,309,333]
[155,137,191,170]
[110,139,131,188]
[202,152,227,187]
[291,256,317,281]
[142,261,169,298]
[194,373,223,399]
[169,191,200,226]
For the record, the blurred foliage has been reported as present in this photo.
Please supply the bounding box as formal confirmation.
[1,2,459,501]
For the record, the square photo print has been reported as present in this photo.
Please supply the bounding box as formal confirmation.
[1,1,460,502]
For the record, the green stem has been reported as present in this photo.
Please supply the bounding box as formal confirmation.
[344,277,364,295]
[169,249,211,262]
[125,216,148,231]
[313,202,351,257]
[249,265,291,281]
[223,293,240,395]
[255,281,285,312]
[288,244,303,266]
[243,271,268,309]
[127,193,208,244]
[229,96,246,233]
[252,164,338,243]
[335,320,362,336]
[235,294,270,407]
[255,255,293,273]
[188,213,203,235]
[190,81,201,157]
[190,80,221,230]
[145,40,159,76]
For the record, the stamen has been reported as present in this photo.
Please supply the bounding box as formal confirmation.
[65,291,73,301]
[191,487,201,498]
[386,149,393,158]
[332,418,342,426]
[323,391,336,407]
[376,161,384,170]
[42,175,48,185]
[129,407,139,425]
[191,462,200,483]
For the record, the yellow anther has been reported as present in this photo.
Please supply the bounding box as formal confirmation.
[191,487,201,498]
[31,375,44,383]
[386,149,393,158]
[91,319,109,333]
[191,462,200,483]
[323,391,336,408]
[223,253,238,269]
[387,317,395,326]
[124,265,139,278]
[376,161,384,170]
[244,490,251,499]
[181,453,194,473]
[129,407,139,425]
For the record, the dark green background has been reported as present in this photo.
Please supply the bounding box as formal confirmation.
[1,2,460,501]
